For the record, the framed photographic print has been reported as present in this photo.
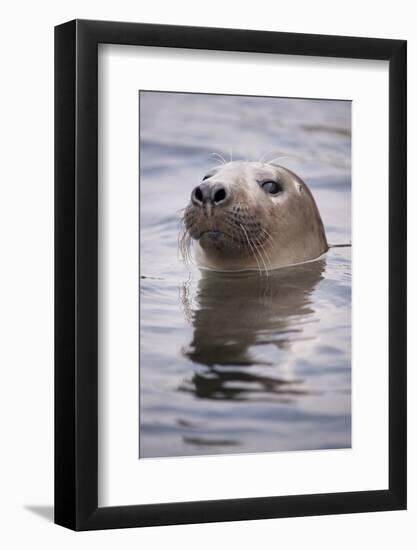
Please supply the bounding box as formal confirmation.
[55,19,407,530]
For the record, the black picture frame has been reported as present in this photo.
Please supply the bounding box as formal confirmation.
[55,19,407,531]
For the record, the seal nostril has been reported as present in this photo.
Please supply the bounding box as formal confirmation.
[213,188,226,204]
[195,187,203,202]
[192,183,227,206]
[193,186,203,204]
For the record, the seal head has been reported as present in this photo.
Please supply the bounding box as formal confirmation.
[182,161,328,271]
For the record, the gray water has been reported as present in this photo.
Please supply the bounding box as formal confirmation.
[139,91,351,458]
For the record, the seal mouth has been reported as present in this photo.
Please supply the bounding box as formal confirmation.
[199,230,232,240]
[181,199,272,262]
[198,229,241,254]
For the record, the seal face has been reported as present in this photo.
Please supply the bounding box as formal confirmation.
[181,161,328,271]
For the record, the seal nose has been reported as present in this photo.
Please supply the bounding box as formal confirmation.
[191,183,228,206]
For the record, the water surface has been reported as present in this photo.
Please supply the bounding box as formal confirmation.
[139,91,351,458]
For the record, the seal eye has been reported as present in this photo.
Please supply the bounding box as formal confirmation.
[261,180,281,194]
[202,174,212,181]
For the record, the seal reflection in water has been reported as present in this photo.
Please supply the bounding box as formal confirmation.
[180,260,325,403]
[181,161,328,271]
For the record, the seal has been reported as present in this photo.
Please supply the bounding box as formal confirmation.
[181,160,328,272]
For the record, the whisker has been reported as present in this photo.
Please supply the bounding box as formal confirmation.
[260,228,278,258]
[267,154,303,166]
[177,217,193,266]
[239,223,263,276]
[210,152,227,165]
[253,233,272,271]
[259,226,275,246]
[250,233,269,276]
[258,149,286,164]
[211,157,225,165]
